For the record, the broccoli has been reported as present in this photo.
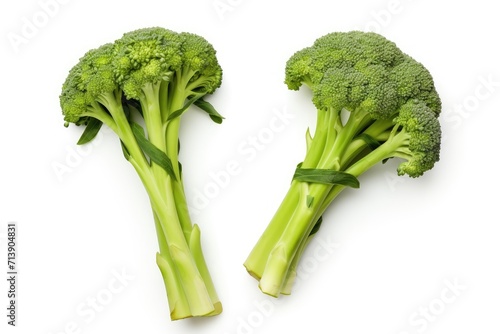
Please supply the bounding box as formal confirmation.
[243,31,442,297]
[60,27,224,320]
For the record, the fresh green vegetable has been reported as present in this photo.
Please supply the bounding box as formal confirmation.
[60,27,223,319]
[244,31,442,297]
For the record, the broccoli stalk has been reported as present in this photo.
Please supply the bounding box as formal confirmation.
[244,31,442,297]
[60,27,224,319]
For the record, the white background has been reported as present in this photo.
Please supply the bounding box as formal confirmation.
[1,0,499,333]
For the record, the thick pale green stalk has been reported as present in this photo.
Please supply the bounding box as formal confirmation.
[152,176,215,317]
[165,116,194,238]
[165,72,197,237]
[244,109,335,280]
[108,89,219,319]
[279,216,319,295]
[280,187,342,294]
[301,109,333,168]
[243,182,301,279]
[188,224,222,315]
[153,214,191,319]
[163,78,222,315]
[97,96,208,317]
[245,107,378,296]
[258,182,331,296]
[281,125,409,294]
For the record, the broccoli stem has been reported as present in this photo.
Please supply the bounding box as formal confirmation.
[301,109,331,168]
[256,182,331,296]
[153,213,191,319]
[274,144,405,296]
[246,107,392,296]
[165,101,194,239]
[107,90,220,318]
[244,182,301,279]
[165,81,222,316]
[280,211,323,295]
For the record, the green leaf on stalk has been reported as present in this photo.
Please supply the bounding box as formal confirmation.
[77,118,103,145]
[120,140,130,161]
[294,168,360,188]
[309,216,323,236]
[356,133,381,150]
[167,104,190,121]
[125,98,142,116]
[168,95,203,121]
[194,98,224,124]
[305,128,313,151]
[178,161,183,177]
[122,101,131,121]
[307,195,314,208]
[131,122,177,181]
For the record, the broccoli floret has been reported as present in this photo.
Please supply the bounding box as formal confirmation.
[60,43,121,126]
[59,27,223,320]
[244,31,442,297]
